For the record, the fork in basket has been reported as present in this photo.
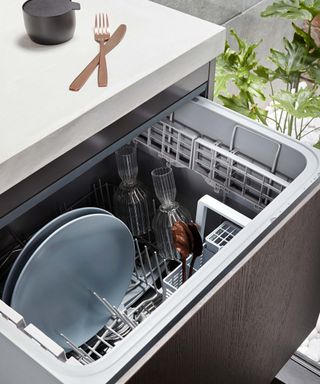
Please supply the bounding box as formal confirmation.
[95,13,110,87]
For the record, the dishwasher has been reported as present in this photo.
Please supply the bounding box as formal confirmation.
[0,89,320,384]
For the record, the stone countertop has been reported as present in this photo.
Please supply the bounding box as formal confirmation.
[0,0,225,194]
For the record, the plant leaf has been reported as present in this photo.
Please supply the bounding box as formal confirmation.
[218,93,268,124]
[268,37,311,78]
[218,94,252,117]
[292,22,317,49]
[261,0,313,20]
[214,64,234,97]
[254,65,272,80]
[214,30,266,101]
[307,64,320,83]
[254,106,268,124]
[272,88,320,118]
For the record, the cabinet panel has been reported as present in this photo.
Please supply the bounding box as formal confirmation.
[125,185,320,384]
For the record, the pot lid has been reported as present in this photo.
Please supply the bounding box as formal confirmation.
[23,0,80,17]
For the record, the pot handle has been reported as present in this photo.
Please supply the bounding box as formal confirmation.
[71,2,81,10]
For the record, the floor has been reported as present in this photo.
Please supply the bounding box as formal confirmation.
[297,315,320,365]
[274,357,320,384]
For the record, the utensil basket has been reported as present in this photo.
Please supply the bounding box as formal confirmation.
[162,220,242,299]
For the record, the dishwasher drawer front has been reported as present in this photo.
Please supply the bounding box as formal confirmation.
[125,184,320,384]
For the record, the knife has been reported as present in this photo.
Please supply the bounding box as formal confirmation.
[69,24,127,92]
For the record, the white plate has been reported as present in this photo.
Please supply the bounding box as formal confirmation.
[11,213,135,351]
[2,207,110,304]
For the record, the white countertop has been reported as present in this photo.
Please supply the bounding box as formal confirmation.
[0,0,225,195]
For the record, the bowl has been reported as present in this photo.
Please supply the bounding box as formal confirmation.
[22,0,80,45]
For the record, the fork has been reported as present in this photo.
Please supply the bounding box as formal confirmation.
[95,13,110,87]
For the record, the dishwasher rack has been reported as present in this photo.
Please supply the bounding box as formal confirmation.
[0,181,172,362]
[136,119,292,211]
[0,180,165,365]
[66,238,166,365]
[0,176,245,366]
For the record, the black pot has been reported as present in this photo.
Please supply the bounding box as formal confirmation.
[22,0,81,45]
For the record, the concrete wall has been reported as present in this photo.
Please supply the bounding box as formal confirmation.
[150,0,291,61]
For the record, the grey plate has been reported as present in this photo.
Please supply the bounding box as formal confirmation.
[2,207,110,304]
[11,213,134,351]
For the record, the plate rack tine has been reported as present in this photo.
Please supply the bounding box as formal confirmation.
[144,245,157,290]
[153,251,164,299]
[60,333,93,364]
[91,291,136,329]
[135,239,149,288]
[105,325,124,340]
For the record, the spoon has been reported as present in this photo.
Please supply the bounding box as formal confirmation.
[171,221,193,283]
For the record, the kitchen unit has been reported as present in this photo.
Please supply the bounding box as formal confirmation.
[0,1,320,384]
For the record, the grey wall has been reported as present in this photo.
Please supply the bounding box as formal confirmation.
[151,0,291,61]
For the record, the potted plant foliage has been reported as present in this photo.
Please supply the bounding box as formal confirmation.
[215,0,320,148]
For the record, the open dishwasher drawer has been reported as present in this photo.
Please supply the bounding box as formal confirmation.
[0,96,319,384]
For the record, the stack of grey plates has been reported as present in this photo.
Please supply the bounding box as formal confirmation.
[2,208,135,351]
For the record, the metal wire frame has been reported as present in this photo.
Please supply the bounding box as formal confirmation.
[65,239,167,365]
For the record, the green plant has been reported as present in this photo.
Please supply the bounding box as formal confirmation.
[215,0,320,145]
[261,0,320,22]
[215,30,268,123]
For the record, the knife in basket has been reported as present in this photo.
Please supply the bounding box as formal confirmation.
[69,24,127,92]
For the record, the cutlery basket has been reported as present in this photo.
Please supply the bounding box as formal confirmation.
[204,221,241,255]
[162,253,210,299]
[162,220,240,299]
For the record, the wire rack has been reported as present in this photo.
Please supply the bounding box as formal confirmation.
[135,118,199,168]
[0,176,243,364]
[192,138,289,208]
[0,179,170,365]
[65,238,167,364]
[136,120,292,210]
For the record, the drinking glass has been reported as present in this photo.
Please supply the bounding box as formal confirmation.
[151,166,191,260]
[113,143,151,237]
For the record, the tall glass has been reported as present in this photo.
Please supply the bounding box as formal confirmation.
[151,166,191,260]
[113,143,151,237]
